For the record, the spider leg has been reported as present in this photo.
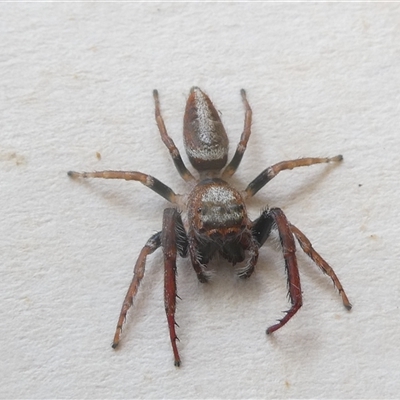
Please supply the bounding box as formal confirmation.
[222,89,252,179]
[289,223,352,310]
[258,208,303,335]
[112,232,161,349]
[153,90,196,183]
[162,208,188,367]
[67,170,179,204]
[245,155,343,198]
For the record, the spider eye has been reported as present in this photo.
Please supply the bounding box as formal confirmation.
[198,205,209,215]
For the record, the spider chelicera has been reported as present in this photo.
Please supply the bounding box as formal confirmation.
[68,87,352,367]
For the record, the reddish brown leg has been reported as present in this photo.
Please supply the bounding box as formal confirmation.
[162,208,183,367]
[112,232,161,349]
[266,208,303,334]
[68,170,179,204]
[245,155,343,198]
[222,89,253,179]
[290,223,352,310]
[153,90,196,183]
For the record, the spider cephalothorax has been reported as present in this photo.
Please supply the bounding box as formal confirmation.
[68,86,351,367]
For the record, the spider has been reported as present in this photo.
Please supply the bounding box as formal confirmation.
[68,87,352,367]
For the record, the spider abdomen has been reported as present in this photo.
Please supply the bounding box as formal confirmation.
[183,87,229,171]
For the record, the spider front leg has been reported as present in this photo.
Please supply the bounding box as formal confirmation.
[245,155,343,198]
[113,208,187,367]
[253,207,351,334]
[253,208,303,334]
[112,232,162,349]
[161,208,188,367]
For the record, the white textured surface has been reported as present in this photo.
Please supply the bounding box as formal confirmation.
[1,3,400,399]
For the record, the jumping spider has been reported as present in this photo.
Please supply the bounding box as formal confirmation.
[68,87,352,367]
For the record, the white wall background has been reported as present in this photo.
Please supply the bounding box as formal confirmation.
[1,3,399,399]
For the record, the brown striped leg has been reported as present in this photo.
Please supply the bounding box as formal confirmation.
[153,90,196,183]
[265,208,303,334]
[290,223,352,310]
[112,232,161,349]
[222,89,253,179]
[162,208,184,367]
[245,155,343,198]
[67,170,179,204]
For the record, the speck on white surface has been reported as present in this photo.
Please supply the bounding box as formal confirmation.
[1,3,400,399]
